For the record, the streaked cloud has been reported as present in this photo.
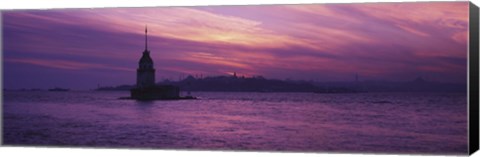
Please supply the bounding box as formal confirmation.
[5,58,133,71]
[2,2,469,89]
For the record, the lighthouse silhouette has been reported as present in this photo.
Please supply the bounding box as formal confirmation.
[130,26,188,100]
[136,26,155,88]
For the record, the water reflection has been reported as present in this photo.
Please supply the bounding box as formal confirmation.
[2,91,468,154]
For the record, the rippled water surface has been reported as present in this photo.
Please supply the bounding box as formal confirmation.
[3,91,468,154]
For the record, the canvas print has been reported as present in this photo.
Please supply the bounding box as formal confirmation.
[1,1,472,155]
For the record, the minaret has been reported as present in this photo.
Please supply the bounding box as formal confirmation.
[136,26,156,88]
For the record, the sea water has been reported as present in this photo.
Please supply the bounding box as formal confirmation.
[2,91,468,154]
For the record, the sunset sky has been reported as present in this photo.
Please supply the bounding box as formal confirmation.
[2,2,469,90]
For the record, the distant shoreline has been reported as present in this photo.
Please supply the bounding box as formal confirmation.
[4,75,467,93]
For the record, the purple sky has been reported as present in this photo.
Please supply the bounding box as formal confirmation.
[2,2,469,90]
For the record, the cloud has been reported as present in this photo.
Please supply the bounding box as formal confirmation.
[2,2,470,88]
[181,52,253,69]
[395,24,430,37]
[348,2,469,45]
[5,58,133,71]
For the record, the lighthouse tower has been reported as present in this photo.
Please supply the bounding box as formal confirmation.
[130,26,184,100]
[136,26,155,88]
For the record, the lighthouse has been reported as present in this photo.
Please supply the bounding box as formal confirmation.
[136,26,155,88]
[130,26,187,100]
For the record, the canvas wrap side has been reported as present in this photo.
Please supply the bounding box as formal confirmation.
[469,1,479,155]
